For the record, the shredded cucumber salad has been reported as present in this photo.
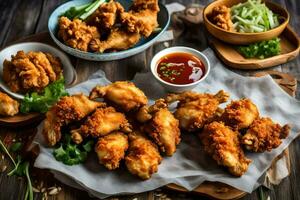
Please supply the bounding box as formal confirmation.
[231,0,280,33]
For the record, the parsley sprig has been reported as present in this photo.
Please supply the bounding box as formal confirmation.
[53,134,94,166]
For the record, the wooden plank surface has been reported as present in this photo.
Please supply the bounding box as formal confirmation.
[0,0,299,199]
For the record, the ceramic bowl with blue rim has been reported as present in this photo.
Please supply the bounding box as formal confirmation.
[48,0,170,61]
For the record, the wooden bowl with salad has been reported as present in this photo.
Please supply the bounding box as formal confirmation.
[203,0,289,45]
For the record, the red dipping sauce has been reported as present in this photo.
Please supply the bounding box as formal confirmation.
[156,52,205,85]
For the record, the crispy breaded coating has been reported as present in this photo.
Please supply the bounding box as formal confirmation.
[242,117,290,152]
[0,92,19,116]
[125,131,162,179]
[58,16,100,51]
[89,81,148,112]
[42,94,105,146]
[70,106,132,143]
[166,90,229,132]
[95,132,129,170]
[200,121,251,176]
[221,98,259,130]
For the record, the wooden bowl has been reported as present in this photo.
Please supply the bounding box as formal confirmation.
[203,0,290,45]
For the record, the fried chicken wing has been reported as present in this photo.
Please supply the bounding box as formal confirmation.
[42,94,105,146]
[166,90,229,132]
[221,98,259,130]
[138,99,180,156]
[200,121,251,176]
[89,81,148,112]
[58,16,100,52]
[242,117,290,152]
[70,106,132,144]
[89,28,140,53]
[125,131,162,179]
[87,0,124,29]
[0,92,19,116]
[95,132,129,170]
[120,0,159,37]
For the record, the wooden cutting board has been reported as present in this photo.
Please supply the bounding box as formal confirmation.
[210,25,300,70]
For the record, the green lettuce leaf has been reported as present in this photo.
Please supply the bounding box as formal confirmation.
[20,76,69,113]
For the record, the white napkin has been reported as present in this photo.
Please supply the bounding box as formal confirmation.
[34,48,300,198]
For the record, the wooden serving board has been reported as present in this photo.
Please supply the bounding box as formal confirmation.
[166,70,297,199]
[210,25,300,69]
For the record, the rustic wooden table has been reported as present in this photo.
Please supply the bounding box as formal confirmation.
[0,0,299,200]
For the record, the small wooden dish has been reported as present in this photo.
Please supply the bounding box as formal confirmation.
[203,0,289,45]
[210,25,300,69]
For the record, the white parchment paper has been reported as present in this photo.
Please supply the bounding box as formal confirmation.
[34,48,300,198]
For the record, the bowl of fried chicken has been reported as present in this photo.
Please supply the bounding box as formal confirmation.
[48,0,170,61]
[0,42,76,99]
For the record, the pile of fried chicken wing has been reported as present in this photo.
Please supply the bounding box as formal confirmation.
[42,82,290,179]
[42,81,179,180]
[58,0,160,53]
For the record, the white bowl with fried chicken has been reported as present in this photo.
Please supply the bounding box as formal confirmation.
[0,42,76,99]
[151,46,210,93]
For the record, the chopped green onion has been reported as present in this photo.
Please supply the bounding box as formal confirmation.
[237,37,281,59]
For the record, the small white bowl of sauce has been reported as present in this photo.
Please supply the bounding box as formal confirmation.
[151,46,210,93]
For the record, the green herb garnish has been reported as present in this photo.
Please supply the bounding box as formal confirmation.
[237,37,281,59]
[0,139,33,200]
[20,76,68,114]
[62,0,108,20]
[53,134,94,166]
